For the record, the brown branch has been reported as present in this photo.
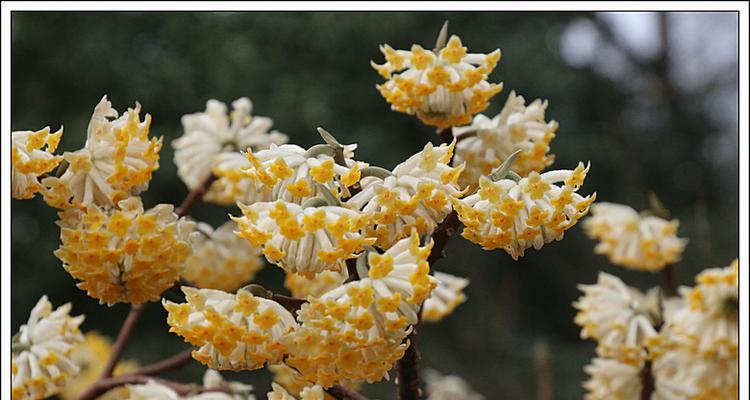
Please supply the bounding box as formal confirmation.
[661,264,678,298]
[76,374,229,400]
[426,211,460,266]
[131,349,194,377]
[640,360,654,400]
[397,329,422,400]
[327,385,369,400]
[100,304,147,379]
[176,173,218,217]
[270,293,308,314]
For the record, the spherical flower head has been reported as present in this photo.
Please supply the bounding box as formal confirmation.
[372,35,503,129]
[11,126,64,199]
[573,272,662,365]
[346,141,464,248]
[652,344,736,400]
[173,98,289,206]
[453,91,557,189]
[268,382,325,400]
[12,295,85,400]
[164,287,298,371]
[421,272,469,322]
[582,357,642,400]
[242,142,364,204]
[40,96,162,209]
[59,332,139,400]
[663,259,738,360]
[233,201,375,276]
[423,369,484,400]
[283,232,436,387]
[184,221,264,292]
[454,162,595,259]
[584,202,687,272]
[54,196,197,305]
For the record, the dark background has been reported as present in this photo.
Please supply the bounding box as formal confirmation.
[11,12,738,399]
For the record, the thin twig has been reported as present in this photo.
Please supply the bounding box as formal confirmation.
[661,264,678,298]
[176,173,218,217]
[397,328,422,400]
[640,360,654,400]
[76,374,229,400]
[327,385,369,400]
[100,304,147,379]
[131,349,194,377]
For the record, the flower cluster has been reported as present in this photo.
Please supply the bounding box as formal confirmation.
[12,296,85,400]
[54,197,196,305]
[11,127,64,199]
[372,35,502,128]
[453,91,557,189]
[164,287,298,371]
[122,369,254,399]
[347,141,463,248]
[421,272,468,322]
[233,201,374,276]
[582,357,642,400]
[454,162,595,258]
[584,202,687,272]
[173,97,289,205]
[183,221,264,292]
[41,96,162,209]
[282,232,436,387]
[267,383,325,400]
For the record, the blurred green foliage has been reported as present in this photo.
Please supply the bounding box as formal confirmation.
[11,12,737,399]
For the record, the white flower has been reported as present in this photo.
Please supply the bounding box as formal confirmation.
[573,272,662,364]
[11,126,63,199]
[41,96,162,209]
[233,201,374,276]
[55,197,197,305]
[123,369,255,399]
[172,98,288,205]
[372,35,502,129]
[454,162,595,259]
[164,287,298,371]
[423,369,484,400]
[267,383,324,400]
[453,91,557,189]
[582,357,642,400]
[663,259,738,360]
[583,202,687,271]
[184,221,264,292]
[12,296,85,400]
[243,142,363,204]
[283,232,437,387]
[421,272,468,322]
[346,141,463,248]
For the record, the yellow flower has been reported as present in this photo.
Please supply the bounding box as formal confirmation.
[421,272,468,322]
[183,221,264,292]
[583,202,687,272]
[55,197,196,305]
[163,287,298,371]
[268,382,325,400]
[11,126,64,199]
[41,96,162,209]
[454,162,594,259]
[372,35,502,128]
[453,91,557,189]
[12,296,85,400]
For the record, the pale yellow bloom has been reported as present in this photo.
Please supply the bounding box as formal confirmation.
[122,370,254,399]
[42,96,162,209]
[454,162,594,258]
[346,141,463,248]
[584,202,687,272]
[421,272,468,322]
[12,296,85,400]
[372,35,502,128]
[184,221,264,292]
[574,272,662,365]
[582,357,642,400]
[268,383,324,400]
[59,332,139,400]
[423,369,484,400]
[11,126,63,199]
[233,201,374,276]
[453,91,557,189]
[284,270,348,299]
[55,197,196,305]
[164,287,298,371]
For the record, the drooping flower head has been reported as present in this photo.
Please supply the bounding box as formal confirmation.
[582,357,642,400]
[454,162,595,259]
[421,272,468,322]
[55,197,196,305]
[173,97,288,205]
[233,201,374,276]
[59,332,139,400]
[11,127,64,199]
[42,96,162,209]
[283,232,436,387]
[184,221,264,292]
[584,202,687,272]
[453,91,557,189]
[372,31,502,129]
[12,296,85,400]
[573,272,662,365]
[164,287,298,371]
[346,141,464,248]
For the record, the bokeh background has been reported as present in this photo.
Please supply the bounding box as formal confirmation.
[11,11,738,399]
